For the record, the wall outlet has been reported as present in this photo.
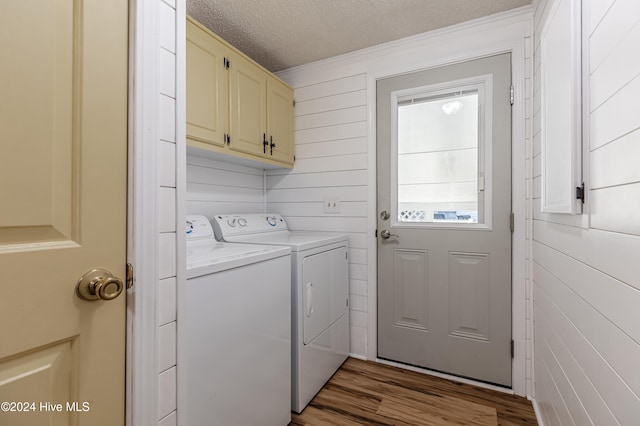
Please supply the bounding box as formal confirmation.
[324,196,341,214]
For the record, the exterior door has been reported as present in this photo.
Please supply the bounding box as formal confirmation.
[0,1,128,424]
[377,54,512,386]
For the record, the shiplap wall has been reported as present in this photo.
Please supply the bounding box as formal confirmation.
[532,0,640,424]
[157,0,178,425]
[186,154,265,218]
[266,74,370,355]
[524,33,535,399]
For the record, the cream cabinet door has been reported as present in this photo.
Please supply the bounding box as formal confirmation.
[267,78,294,166]
[229,52,267,157]
[0,1,128,425]
[187,18,229,148]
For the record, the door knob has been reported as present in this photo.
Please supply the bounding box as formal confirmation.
[380,210,390,220]
[76,268,124,301]
[380,229,398,239]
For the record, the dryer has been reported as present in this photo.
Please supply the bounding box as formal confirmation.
[182,215,292,425]
[211,214,350,413]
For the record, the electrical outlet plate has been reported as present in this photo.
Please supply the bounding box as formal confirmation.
[324,196,341,214]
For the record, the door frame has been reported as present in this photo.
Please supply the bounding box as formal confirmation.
[364,17,531,396]
[127,0,187,424]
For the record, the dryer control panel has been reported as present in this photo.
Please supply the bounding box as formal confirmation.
[211,214,288,239]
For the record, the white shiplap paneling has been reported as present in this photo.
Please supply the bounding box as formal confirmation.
[158,277,177,326]
[590,129,640,189]
[532,0,640,424]
[156,5,179,419]
[268,74,369,355]
[186,155,265,218]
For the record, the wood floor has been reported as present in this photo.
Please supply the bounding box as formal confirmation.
[290,358,537,426]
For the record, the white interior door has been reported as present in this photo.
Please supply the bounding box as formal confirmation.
[376,54,512,387]
[0,1,128,424]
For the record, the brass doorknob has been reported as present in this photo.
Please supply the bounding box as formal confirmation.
[76,269,124,301]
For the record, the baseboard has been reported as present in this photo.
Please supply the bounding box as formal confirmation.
[348,353,367,361]
[531,397,545,426]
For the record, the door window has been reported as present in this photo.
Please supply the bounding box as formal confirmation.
[391,78,493,229]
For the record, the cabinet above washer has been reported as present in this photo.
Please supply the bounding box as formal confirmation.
[186,17,294,169]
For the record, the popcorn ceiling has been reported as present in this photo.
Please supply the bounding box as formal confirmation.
[186,0,530,72]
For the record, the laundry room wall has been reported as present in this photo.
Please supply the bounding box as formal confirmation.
[156,0,180,425]
[185,154,266,218]
[270,7,533,397]
[531,0,640,424]
[266,74,370,356]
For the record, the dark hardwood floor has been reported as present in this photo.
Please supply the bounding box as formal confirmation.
[290,358,537,426]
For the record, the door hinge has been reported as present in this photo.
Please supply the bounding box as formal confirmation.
[510,85,514,105]
[126,263,134,289]
[346,298,349,307]
[511,340,514,358]
[576,182,585,203]
[374,229,378,238]
[346,251,348,260]
[510,212,514,233]
[293,99,296,107]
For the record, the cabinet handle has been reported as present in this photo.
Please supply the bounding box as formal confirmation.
[263,133,268,154]
[270,136,276,155]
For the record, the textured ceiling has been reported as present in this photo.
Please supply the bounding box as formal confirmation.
[187,0,531,72]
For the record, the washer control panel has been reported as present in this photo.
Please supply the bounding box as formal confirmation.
[186,215,215,240]
[211,214,288,239]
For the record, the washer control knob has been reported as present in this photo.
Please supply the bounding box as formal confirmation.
[266,216,277,226]
[227,218,237,227]
[238,218,247,227]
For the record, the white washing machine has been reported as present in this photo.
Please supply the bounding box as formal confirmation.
[211,214,350,413]
[182,215,292,425]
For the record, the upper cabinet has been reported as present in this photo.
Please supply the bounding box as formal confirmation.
[186,17,294,168]
[228,51,267,157]
[267,79,295,165]
[186,20,229,149]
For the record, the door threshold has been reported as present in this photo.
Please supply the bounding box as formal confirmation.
[375,358,514,395]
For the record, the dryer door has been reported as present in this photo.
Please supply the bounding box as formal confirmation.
[302,251,330,345]
[303,246,349,345]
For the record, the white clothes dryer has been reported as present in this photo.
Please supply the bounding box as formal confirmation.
[211,214,350,413]
[182,215,292,425]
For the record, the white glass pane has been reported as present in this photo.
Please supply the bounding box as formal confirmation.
[397,92,480,224]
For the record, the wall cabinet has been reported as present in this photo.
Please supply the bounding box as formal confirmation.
[186,17,294,168]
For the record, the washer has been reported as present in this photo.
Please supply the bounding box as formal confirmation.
[182,215,292,425]
[211,214,350,413]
